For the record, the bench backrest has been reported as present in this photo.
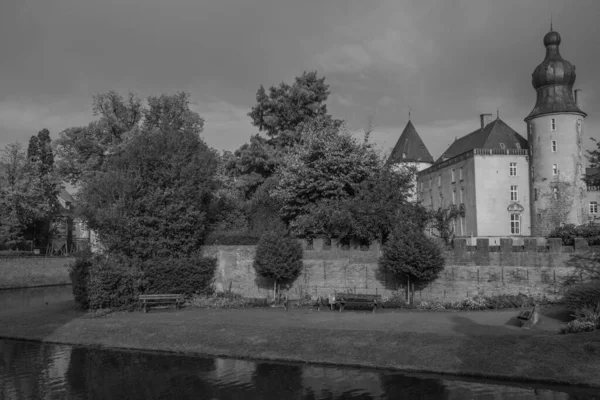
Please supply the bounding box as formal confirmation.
[139,294,184,300]
[335,293,381,301]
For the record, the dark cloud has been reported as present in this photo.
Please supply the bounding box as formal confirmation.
[1,0,599,160]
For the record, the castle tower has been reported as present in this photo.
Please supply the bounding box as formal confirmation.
[387,118,434,201]
[525,29,587,236]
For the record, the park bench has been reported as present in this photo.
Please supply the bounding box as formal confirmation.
[517,304,540,328]
[139,294,185,313]
[331,292,382,313]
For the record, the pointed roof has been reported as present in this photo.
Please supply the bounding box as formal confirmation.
[436,118,528,163]
[387,120,434,165]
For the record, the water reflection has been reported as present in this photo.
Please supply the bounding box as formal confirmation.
[1,339,599,399]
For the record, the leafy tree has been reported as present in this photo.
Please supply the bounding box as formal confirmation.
[76,129,219,260]
[271,118,380,226]
[27,129,60,215]
[586,137,600,186]
[253,231,303,299]
[379,227,445,304]
[54,91,202,186]
[0,142,60,248]
[248,71,341,147]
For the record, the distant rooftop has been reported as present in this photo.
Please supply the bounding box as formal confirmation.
[387,120,434,165]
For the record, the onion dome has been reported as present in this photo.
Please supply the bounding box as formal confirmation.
[526,30,586,121]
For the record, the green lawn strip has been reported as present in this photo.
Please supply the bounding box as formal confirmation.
[1,306,599,387]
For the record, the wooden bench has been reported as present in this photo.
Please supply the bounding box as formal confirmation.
[331,292,382,313]
[139,294,185,313]
[517,304,540,328]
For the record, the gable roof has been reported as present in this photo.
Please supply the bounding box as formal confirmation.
[387,120,434,165]
[436,118,528,163]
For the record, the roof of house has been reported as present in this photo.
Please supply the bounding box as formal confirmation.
[387,120,434,165]
[58,188,74,204]
[436,118,529,163]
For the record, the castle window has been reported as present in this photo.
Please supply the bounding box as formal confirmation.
[452,189,456,204]
[460,187,464,204]
[510,214,521,235]
[590,201,598,214]
[451,169,455,183]
[499,143,506,149]
[551,140,557,152]
[551,118,556,131]
[509,162,517,176]
[552,164,558,175]
[553,187,559,200]
[534,188,538,201]
[577,119,582,133]
[510,185,518,201]
[459,167,463,181]
[438,174,441,187]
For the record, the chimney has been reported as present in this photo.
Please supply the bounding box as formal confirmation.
[480,113,493,129]
[575,89,582,108]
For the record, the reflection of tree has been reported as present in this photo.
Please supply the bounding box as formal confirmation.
[66,346,216,399]
[251,362,303,399]
[379,372,449,399]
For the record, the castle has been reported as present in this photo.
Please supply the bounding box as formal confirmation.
[388,29,599,238]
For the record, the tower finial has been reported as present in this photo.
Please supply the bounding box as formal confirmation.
[408,107,411,121]
[550,13,553,31]
[497,108,499,119]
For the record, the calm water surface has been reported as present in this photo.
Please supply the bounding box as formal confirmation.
[1,286,599,400]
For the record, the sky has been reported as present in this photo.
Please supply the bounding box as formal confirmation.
[1,0,600,161]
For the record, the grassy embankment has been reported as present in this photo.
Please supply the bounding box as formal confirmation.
[1,298,599,388]
[0,256,72,289]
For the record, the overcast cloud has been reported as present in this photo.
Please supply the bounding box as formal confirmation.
[1,0,599,160]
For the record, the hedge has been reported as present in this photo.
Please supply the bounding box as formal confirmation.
[203,232,261,246]
[142,257,217,296]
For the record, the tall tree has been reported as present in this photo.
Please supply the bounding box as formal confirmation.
[0,143,59,248]
[27,129,59,214]
[143,92,204,135]
[77,129,219,260]
[248,71,341,147]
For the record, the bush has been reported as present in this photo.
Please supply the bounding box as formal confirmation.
[571,305,600,327]
[142,257,217,296]
[563,282,600,312]
[203,232,260,246]
[560,320,597,334]
[549,223,600,245]
[69,253,94,310]
[87,259,144,311]
[187,292,268,309]
[253,232,303,292]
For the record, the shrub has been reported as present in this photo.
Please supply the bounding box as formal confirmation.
[563,282,600,312]
[203,232,261,246]
[379,227,445,303]
[549,224,578,245]
[69,253,94,310]
[416,300,446,311]
[253,232,303,296]
[571,305,600,327]
[560,320,597,334]
[460,295,490,310]
[187,292,268,309]
[87,259,144,311]
[142,257,217,296]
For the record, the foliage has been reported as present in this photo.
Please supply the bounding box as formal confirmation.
[253,232,303,287]
[563,282,600,312]
[560,320,597,334]
[549,223,600,245]
[87,260,144,311]
[142,257,217,296]
[271,118,380,226]
[248,71,341,147]
[431,206,461,245]
[571,305,600,327]
[54,91,202,186]
[379,227,445,299]
[0,142,61,248]
[291,166,424,243]
[187,292,268,309]
[26,128,60,219]
[69,253,94,310]
[585,137,600,186]
[536,179,581,235]
[203,231,261,246]
[76,129,219,260]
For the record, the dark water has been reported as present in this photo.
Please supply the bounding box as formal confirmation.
[1,287,600,400]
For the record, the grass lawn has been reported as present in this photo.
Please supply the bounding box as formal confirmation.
[1,299,599,388]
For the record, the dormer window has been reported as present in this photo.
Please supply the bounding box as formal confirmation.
[65,202,71,210]
[499,143,506,149]
[402,152,406,159]
[515,143,521,149]
[551,118,556,131]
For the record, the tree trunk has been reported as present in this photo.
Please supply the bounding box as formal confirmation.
[273,280,277,303]
[406,275,410,304]
[410,282,415,305]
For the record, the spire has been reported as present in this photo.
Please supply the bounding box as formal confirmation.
[387,119,434,165]
[550,13,553,31]
[496,108,499,119]
[408,107,411,121]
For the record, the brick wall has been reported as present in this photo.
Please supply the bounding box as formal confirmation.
[0,257,75,289]
[202,237,589,301]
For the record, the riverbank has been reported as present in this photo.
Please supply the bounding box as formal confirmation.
[0,256,73,289]
[0,296,599,388]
